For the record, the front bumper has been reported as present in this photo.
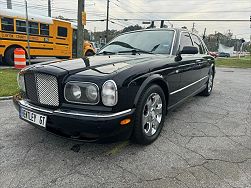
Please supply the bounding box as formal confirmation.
[13,96,135,142]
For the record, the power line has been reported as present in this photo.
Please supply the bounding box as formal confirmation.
[109,18,250,22]
[108,10,251,13]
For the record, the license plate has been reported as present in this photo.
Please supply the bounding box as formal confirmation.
[20,108,47,128]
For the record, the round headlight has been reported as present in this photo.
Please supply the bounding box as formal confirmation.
[17,73,26,92]
[86,85,98,101]
[102,80,118,107]
[71,84,82,99]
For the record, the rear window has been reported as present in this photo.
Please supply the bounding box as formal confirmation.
[1,17,14,31]
[57,27,67,37]
[16,20,26,33]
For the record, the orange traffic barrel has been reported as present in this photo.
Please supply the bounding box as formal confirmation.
[14,48,26,69]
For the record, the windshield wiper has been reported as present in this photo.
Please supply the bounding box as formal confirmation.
[118,49,153,55]
[97,51,116,55]
[108,41,153,55]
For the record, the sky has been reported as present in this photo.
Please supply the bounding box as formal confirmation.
[0,0,250,40]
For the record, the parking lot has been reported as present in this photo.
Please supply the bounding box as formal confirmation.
[0,67,251,188]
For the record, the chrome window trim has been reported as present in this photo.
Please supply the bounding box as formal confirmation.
[64,81,100,105]
[18,100,131,118]
[170,76,208,95]
[169,29,177,56]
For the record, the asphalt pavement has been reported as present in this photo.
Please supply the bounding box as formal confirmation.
[0,68,251,188]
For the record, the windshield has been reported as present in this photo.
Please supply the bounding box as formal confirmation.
[99,30,175,55]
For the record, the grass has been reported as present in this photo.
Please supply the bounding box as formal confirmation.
[216,56,251,68]
[0,69,20,97]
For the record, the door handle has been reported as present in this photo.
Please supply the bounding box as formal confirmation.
[196,60,202,63]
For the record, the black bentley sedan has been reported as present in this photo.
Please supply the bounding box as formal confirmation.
[13,28,215,145]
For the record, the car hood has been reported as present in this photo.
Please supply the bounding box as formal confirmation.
[45,54,157,76]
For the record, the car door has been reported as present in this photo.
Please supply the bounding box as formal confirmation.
[174,32,201,101]
[191,34,212,87]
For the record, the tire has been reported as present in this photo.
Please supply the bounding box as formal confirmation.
[4,47,16,66]
[199,68,214,96]
[85,51,95,57]
[132,84,167,145]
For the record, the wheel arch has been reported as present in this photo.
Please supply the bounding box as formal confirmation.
[84,48,95,56]
[133,74,170,113]
[4,44,27,57]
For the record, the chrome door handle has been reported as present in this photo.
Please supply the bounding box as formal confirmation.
[196,60,202,63]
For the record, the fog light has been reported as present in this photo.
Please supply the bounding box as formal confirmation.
[120,119,131,125]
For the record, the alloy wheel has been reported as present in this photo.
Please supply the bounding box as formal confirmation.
[142,93,163,136]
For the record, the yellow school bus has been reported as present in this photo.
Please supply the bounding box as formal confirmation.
[0,8,95,66]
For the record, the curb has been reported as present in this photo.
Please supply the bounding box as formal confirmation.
[0,96,13,101]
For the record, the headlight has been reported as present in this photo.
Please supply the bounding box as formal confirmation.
[64,82,99,104]
[102,80,118,107]
[17,73,26,92]
[86,85,98,101]
[72,85,82,99]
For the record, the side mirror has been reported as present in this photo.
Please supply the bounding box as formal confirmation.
[180,46,198,55]
[175,46,198,62]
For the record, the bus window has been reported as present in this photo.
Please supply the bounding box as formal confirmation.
[57,26,67,37]
[1,17,14,31]
[29,22,39,35]
[16,20,26,33]
[40,23,49,36]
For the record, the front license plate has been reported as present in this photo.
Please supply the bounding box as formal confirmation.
[20,108,47,128]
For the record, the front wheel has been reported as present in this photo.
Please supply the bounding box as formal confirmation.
[85,51,95,57]
[132,85,166,145]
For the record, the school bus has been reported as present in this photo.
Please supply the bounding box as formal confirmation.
[0,8,95,66]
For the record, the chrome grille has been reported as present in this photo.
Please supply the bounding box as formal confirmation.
[25,73,59,107]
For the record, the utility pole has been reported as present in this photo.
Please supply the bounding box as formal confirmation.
[7,0,12,9]
[192,22,195,32]
[77,0,84,58]
[203,28,207,39]
[105,0,110,44]
[48,0,52,17]
[25,0,31,65]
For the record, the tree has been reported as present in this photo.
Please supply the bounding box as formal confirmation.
[121,25,143,33]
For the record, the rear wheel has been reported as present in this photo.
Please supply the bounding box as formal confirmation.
[132,85,166,145]
[4,47,16,66]
[199,68,214,96]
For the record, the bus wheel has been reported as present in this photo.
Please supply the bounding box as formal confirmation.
[4,47,16,66]
[85,51,95,57]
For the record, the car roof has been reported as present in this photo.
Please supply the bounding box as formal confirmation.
[120,28,197,36]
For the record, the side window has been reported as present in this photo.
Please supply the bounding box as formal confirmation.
[40,23,49,36]
[16,20,26,33]
[1,17,14,31]
[200,38,208,54]
[29,22,39,34]
[57,27,67,37]
[179,32,193,51]
[191,34,204,54]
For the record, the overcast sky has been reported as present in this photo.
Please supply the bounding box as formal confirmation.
[1,0,250,40]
